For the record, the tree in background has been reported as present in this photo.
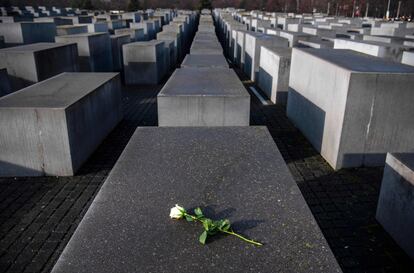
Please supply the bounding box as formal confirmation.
[198,0,212,10]
[128,0,141,11]
[70,0,94,9]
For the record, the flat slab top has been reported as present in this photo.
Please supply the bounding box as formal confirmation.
[0,72,118,109]
[56,32,107,38]
[181,54,229,68]
[124,40,164,47]
[158,67,249,97]
[51,126,342,273]
[298,48,414,73]
[0,42,74,53]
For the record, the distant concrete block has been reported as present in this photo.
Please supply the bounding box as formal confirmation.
[0,73,123,177]
[0,67,12,97]
[181,54,229,68]
[130,22,155,40]
[157,30,181,63]
[258,46,291,104]
[83,22,109,33]
[56,25,88,36]
[55,33,113,72]
[334,38,410,62]
[158,67,250,126]
[110,34,131,72]
[123,40,165,85]
[0,43,79,90]
[278,30,312,47]
[114,28,145,42]
[244,32,289,81]
[376,153,414,260]
[287,48,414,170]
[190,39,222,55]
[0,22,56,45]
[402,51,414,66]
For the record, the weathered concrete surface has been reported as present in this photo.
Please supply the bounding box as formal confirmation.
[158,67,250,126]
[402,51,414,66]
[376,153,414,260]
[50,126,342,273]
[333,39,411,62]
[123,40,165,85]
[287,48,414,170]
[0,22,56,45]
[55,33,113,72]
[130,22,155,40]
[258,46,291,104]
[110,34,131,72]
[114,28,145,42]
[56,25,88,36]
[83,22,109,33]
[0,42,79,90]
[0,72,122,177]
[0,67,12,97]
[243,32,289,81]
[181,54,229,68]
[190,39,223,55]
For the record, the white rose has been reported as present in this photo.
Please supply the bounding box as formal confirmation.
[170,204,185,219]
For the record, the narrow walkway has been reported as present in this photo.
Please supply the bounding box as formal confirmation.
[0,71,413,273]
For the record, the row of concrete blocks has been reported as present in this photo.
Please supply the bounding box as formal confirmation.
[157,14,251,127]
[0,11,199,177]
[215,10,414,171]
[0,14,193,93]
[48,16,342,273]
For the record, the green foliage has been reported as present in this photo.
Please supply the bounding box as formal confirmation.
[128,0,141,11]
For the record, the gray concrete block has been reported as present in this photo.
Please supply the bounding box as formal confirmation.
[334,38,412,62]
[130,21,155,40]
[158,67,250,126]
[0,43,79,90]
[0,22,56,45]
[0,67,12,97]
[244,32,289,81]
[157,30,181,63]
[376,153,414,260]
[181,54,229,68]
[287,48,414,170]
[114,27,145,42]
[50,126,342,273]
[278,30,312,47]
[110,34,131,72]
[190,39,222,55]
[0,72,123,177]
[123,40,165,85]
[402,51,414,66]
[258,46,291,104]
[83,22,109,33]
[56,25,88,36]
[55,33,113,72]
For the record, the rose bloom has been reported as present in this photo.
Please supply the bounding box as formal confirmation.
[170,204,185,219]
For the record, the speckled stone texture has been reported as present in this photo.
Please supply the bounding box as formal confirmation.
[51,126,341,273]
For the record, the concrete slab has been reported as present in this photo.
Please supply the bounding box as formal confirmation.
[402,51,414,66]
[181,54,229,68]
[123,40,165,85]
[56,25,88,36]
[334,38,412,62]
[376,153,414,260]
[0,72,122,177]
[0,22,56,45]
[110,34,131,72]
[0,67,12,97]
[114,28,145,42]
[158,67,250,126]
[0,42,79,90]
[55,33,113,72]
[190,39,223,55]
[258,46,291,104]
[244,32,289,81]
[287,48,414,170]
[50,126,342,273]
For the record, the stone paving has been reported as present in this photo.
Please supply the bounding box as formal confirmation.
[0,74,413,273]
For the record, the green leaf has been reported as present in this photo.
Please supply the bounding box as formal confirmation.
[194,207,203,217]
[199,230,208,245]
[185,215,193,222]
[203,219,212,231]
